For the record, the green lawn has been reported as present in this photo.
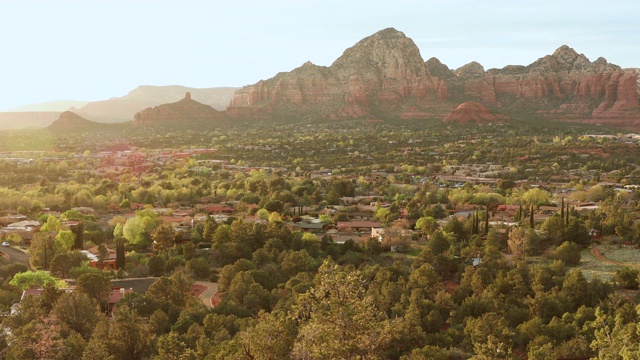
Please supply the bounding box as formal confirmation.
[578,248,622,282]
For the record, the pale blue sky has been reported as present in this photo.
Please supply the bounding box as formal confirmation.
[1,0,638,111]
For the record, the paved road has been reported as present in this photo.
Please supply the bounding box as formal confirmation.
[1,246,31,268]
[195,281,218,308]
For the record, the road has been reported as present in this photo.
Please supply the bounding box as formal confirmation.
[1,246,31,268]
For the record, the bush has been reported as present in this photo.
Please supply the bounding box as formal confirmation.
[614,267,639,289]
[554,241,581,266]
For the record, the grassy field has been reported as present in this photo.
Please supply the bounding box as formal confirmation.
[578,248,622,281]
[596,245,640,265]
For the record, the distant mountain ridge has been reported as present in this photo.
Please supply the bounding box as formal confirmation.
[73,85,238,123]
[226,27,640,128]
[0,85,239,130]
[7,100,88,112]
[0,112,62,130]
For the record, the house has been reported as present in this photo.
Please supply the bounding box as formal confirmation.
[293,221,325,233]
[336,221,381,233]
[82,246,118,270]
[107,287,134,314]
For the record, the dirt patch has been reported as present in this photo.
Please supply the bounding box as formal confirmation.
[210,292,222,307]
[191,284,206,297]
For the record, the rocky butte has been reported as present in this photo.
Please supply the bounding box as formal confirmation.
[133,92,227,127]
[226,28,640,129]
[47,111,111,132]
[443,101,510,124]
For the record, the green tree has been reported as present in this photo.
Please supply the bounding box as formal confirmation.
[416,216,439,236]
[291,259,398,359]
[238,310,297,360]
[52,291,102,340]
[10,270,62,290]
[109,305,152,360]
[554,241,581,266]
[152,223,176,253]
[75,272,112,308]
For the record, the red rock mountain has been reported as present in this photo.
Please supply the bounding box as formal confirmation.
[444,102,510,124]
[228,28,451,120]
[133,92,227,127]
[226,28,640,128]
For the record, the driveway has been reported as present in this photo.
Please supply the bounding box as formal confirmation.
[1,246,31,269]
[195,281,218,308]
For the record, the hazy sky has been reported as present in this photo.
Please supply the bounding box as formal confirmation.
[1,0,638,111]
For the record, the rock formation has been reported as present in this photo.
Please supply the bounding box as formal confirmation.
[226,28,640,128]
[133,92,227,127]
[228,28,453,121]
[47,111,110,132]
[443,102,510,124]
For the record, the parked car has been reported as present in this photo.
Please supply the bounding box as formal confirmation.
[1,242,10,247]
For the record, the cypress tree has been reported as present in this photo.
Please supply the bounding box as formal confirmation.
[560,197,565,223]
[484,205,489,235]
[71,222,84,250]
[116,238,126,269]
[530,204,534,228]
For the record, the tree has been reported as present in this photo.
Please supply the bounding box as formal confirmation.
[416,216,438,236]
[10,270,61,290]
[147,255,166,277]
[427,230,450,255]
[152,223,176,253]
[50,251,89,278]
[29,231,56,270]
[508,227,541,259]
[291,259,398,359]
[147,271,193,309]
[116,237,126,269]
[554,241,581,266]
[71,222,84,250]
[123,211,160,248]
[109,305,152,360]
[464,312,514,359]
[75,272,112,308]
[156,332,197,360]
[521,188,551,206]
[238,310,297,360]
[52,291,102,340]
[614,267,639,289]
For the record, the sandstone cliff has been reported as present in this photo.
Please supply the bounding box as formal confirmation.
[228,28,453,120]
[226,28,640,128]
[133,92,227,127]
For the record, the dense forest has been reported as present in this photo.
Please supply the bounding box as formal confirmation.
[0,119,639,359]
